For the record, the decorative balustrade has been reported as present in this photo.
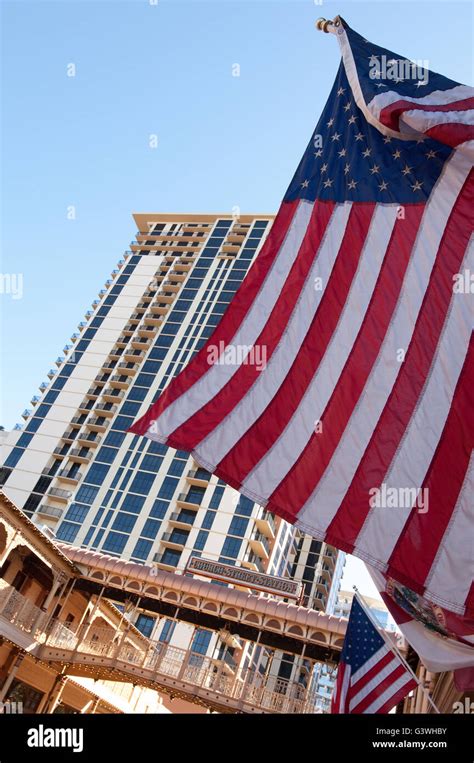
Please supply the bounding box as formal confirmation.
[0,582,318,714]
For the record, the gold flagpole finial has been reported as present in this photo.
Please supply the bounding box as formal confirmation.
[315,17,342,34]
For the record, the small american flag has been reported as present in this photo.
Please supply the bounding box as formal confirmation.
[331,596,417,714]
[130,19,473,615]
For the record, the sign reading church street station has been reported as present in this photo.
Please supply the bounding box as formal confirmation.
[185,556,303,600]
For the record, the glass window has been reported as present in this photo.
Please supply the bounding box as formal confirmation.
[221,537,242,559]
[157,477,179,499]
[135,614,155,638]
[56,522,80,543]
[129,472,155,495]
[141,518,161,539]
[112,512,137,533]
[120,494,145,514]
[75,485,99,505]
[191,629,212,655]
[161,548,181,566]
[64,504,89,523]
[167,459,185,477]
[132,538,152,561]
[84,463,109,486]
[149,499,169,519]
[102,531,128,554]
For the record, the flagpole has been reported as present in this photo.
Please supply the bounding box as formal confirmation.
[352,586,440,714]
[315,17,342,35]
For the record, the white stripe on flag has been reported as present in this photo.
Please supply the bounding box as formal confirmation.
[356,237,473,566]
[401,108,474,133]
[367,84,474,120]
[350,645,390,684]
[363,672,414,714]
[243,204,398,500]
[424,453,474,606]
[296,151,471,535]
[198,203,352,468]
[349,657,400,711]
[150,200,314,438]
[338,662,351,713]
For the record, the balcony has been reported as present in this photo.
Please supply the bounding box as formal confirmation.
[94,403,118,417]
[315,577,329,594]
[77,432,102,448]
[175,493,201,511]
[53,446,70,457]
[47,369,56,379]
[108,347,125,359]
[86,386,103,398]
[57,468,83,484]
[77,401,95,414]
[47,487,72,502]
[137,325,158,339]
[117,362,140,375]
[255,511,276,540]
[109,374,131,389]
[241,551,265,573]
[131,337,151,351]
[148,304,169,316]
[160,532,188,550]
[248,532,271,560]
[168,512,195,529]
[102,388,126,403]
[102,360,117,371]
[86,417,108,432]
[71,416,87,426]
[154,293,174,304]
[152,555,178,572]
[320,564,332,583]
[68,448,92,463]
[36,504,63,519]
[186,469,211,488]
[123,349,145,363]
[323,548,337,567]
[41,467,58,477]
[142,315,162,327]
[62,430,78,442]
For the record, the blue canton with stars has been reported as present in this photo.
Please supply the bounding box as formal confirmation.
[284,62,452,205]
[340,598,386,672]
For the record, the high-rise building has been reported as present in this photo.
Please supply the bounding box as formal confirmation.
[1,213,341,665]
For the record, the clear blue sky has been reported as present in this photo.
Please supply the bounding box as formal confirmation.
[1,0,472,429]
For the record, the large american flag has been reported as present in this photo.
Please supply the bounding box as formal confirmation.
[130,19,473,616]
[331,596,417,714]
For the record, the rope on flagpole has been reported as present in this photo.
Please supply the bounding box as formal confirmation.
[352,586,441,714]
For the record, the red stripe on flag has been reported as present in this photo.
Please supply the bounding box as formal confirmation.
[165,201,336,450]
[269,206,422,518]
[326,171,474,554]
[378,96,474,131]
[375,677,417,715]
[349,650,394,697]
[216,204,375,503]
[331,661,347,714]
[349,663,407,714]
[387,337,474,595]
[128,200,299,436]
[424,123,474,148]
